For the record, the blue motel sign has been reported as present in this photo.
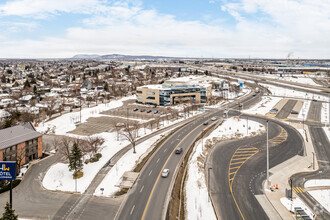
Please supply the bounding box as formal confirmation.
[0,161,16,180]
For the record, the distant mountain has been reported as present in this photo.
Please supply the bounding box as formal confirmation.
[72,54,101,59]
[71,54,175,60]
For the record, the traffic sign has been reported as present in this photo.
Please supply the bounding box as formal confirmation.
[0,161,16,180]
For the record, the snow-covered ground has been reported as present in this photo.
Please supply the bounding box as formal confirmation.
[321,103,330,125]
[305,179,330,188]
[298,100,311,121]
[93,131,170,197]
[323,127,330,143]
[280,197,314,219]
[308,190,330,212]
[243,96,282,115]
[261,84,328,102]
[37,96,134,135]
[40,95,204,193]
[261,74,320,87]
[186,117,265,220]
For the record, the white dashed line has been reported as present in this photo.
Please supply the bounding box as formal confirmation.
[156,158,160,163]
[130,205,135,215]
[140,185,144,193]
[149,170,153,176]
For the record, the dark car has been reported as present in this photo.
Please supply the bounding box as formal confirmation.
[203,121,208,125]
[147,110,152,113]
[175,147,183,154]
[291,110,299,114]
[154,110,159,114]
[140,109,145,112]
[133,108,138,111]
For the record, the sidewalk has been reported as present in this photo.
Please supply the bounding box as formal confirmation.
[263,122,318,219]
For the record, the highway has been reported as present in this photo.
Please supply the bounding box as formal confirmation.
[208,115,304,220]
[276,99,297,119]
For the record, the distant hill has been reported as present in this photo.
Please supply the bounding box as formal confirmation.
[71,54,175,60]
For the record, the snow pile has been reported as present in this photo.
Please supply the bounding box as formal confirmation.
[261,75,320,87]
[280,197,314,218]
[185,117,265,220]
[308,190,330,212]
[323,127,330,143]
[304,179,330,188]
[243,96,282,115]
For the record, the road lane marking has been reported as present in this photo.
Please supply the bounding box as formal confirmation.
[228,146,259,220]
[156,158,160,163]
[140,185,144,193]
[149,170,152,176]
[164,148,167,152]
[141,122,203,220]
[130,205,135,215]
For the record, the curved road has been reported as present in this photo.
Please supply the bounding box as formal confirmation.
[208,115,304,220]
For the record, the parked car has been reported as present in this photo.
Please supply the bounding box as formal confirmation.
[175,147,183,154]
[312,99,317,102]
[291,110,299,114]
[147,110,152,113]
[133,108,138,111]
[161,169,170,178]
[154,110,159,114]
[252,93,257,96]
[211,117,217,121]
[269,108,278,114]
[140,109,145,112]
[203,121,209,125]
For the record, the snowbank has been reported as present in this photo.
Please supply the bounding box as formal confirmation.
[243,96,282,115]
[280,197,314,218]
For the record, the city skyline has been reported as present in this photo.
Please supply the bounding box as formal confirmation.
[0,0,329,59]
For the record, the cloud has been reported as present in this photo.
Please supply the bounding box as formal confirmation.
[0,0,102,18]
[0,0,329,58]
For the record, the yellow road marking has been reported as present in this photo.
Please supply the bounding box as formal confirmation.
[233,153,256,157]
[228,146,259,220]
[141,121,203,220]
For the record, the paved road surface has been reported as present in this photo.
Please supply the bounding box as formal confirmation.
[307,101,322,122]
[276,99,297,119]
[208,115,304,220]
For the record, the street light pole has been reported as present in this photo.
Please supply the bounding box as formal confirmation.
[266,120,270,189]
[246,116,249,136]
[312,152,315,170]
[208,167,212,202]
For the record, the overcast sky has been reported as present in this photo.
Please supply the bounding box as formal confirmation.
[0,0,329,59]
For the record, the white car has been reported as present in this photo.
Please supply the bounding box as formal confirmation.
[211,117,217,121]
[161,169,170,178]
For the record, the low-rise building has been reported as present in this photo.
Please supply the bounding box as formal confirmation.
[0,123,43,165]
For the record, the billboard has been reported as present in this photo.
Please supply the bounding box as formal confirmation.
[0,161,16,180]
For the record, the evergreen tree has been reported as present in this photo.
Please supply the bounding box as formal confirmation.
[0,202,18,220]
[104,82,109,92]
[69,142,83,174]
[33,85,37,94]
[23,79,30,88]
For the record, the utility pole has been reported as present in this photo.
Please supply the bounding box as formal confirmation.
[246,116,249,135]
[266,120,270,189]
[312,152,315,170]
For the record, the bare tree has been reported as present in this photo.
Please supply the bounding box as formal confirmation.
[121,121,140,153]
[83,136,105,158]
[57,136,72,161]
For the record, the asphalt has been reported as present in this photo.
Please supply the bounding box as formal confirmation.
[307,101,322,122]
[208,115,304,220]
[276,99,297,119]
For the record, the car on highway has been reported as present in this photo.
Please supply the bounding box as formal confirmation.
[133,108,138,111]
[161,169,170,178]
[175,147,183,154]
[203,121,209,125]
[147,110,152,113]
[269,108,278,114]
[291,110,299,114]
[154,110,159,114]
[211,117,217,121]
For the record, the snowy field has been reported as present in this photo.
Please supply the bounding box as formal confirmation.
[185,117,265,220]
[308,190,330,212]
[321,103,330,125]
[280,197,314,218]
[243,96,282,115]
[298,100,311,121]
[305,179,330,188]
[261,74,320,87]
[261,84,328,102]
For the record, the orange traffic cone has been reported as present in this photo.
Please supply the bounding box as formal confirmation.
[276,184,278,189]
